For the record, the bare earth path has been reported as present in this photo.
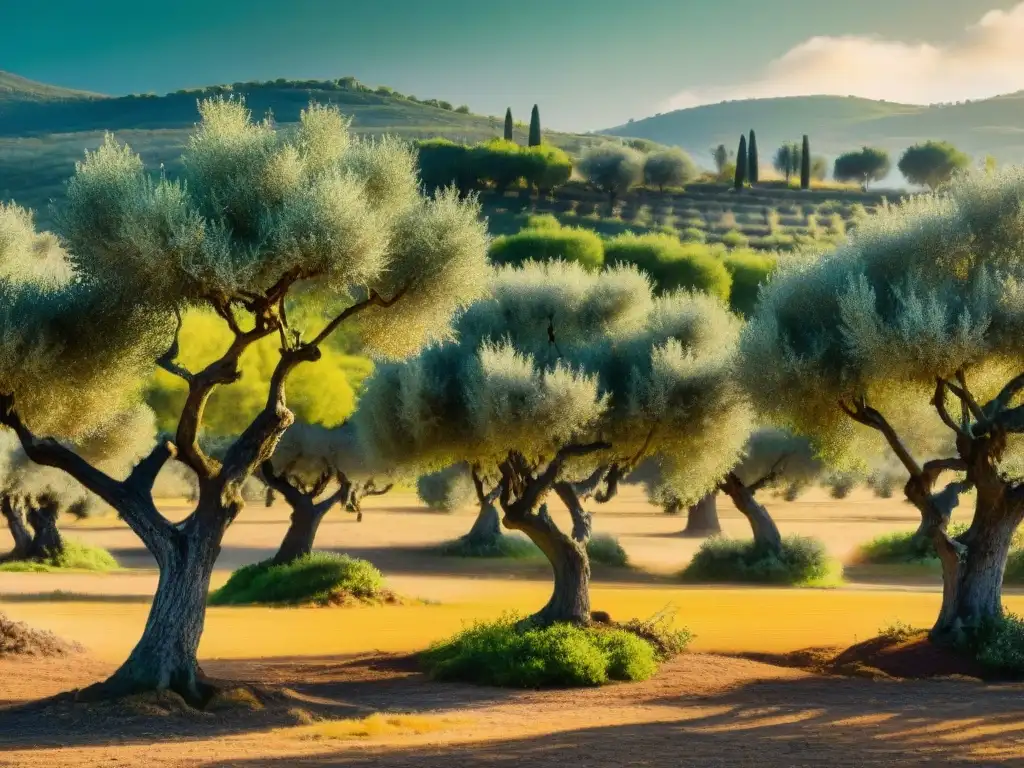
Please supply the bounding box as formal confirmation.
[2,650,1024,767]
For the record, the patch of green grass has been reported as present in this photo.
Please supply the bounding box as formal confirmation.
[681,535,838,586]
[435,534,541,559]
[208,553,386,606]
[0,539,119,573]
[587,534,628,567]
[878,619,919,641]
[852,523,977,566]
[421,614,660,687]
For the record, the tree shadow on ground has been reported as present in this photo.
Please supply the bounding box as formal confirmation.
[197,673,1024,767]
[0,653,521,751]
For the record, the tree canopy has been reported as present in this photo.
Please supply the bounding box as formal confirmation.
[833,147,891,189]
[898,141,970,190]
[577,145,644,203]
[642,148,697,192]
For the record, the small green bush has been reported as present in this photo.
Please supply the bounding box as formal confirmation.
[604,233,731,301]
[682,535,833,585]
[720,230,749,249]
[436,534,540,559]
[721,249,777,316]
[587,534,628,567]
[972,613,1024,674]
[489,227,605,271]
[853,522,973,565]
[525,213,561,230]
[208,553,385,606]
[679,227,706,243]
[422,615,658,687]
[0,539,119,573]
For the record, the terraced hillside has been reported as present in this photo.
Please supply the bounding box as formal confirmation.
[483,182,892,252]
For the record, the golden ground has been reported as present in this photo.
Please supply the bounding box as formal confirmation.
[2,486,1023,767]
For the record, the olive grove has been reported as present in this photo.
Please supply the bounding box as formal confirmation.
[0,98,489,704]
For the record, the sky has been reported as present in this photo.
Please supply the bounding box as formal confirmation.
[2,0,1023,131]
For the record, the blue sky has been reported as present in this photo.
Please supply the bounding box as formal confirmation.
[2,0,1022,130]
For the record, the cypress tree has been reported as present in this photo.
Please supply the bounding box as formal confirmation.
[504,108,514,141]
[735,135,748,190]
[528,104,542,147]
[800,134,811,190]
[748,130,759,185]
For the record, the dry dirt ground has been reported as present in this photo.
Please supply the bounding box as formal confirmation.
[3,487,1024,766]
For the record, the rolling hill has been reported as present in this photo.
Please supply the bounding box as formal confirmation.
[0,71,106,104]
[602,94,1024,170]
[0,72,611,221]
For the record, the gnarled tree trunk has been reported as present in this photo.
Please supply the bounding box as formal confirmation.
[681,493,721,537]
[25,496,64,560]
[720,473,782,554]
[463,501,502,545]
[929,467,1024,642]
[90,498,228,707]
[272,497,324,565]
[461,468,503,547]
[1,494,32,561]
[508,502,591,625]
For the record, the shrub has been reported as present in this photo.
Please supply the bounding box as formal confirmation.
[604,233,731,301]
[0,539,119,573]
[489,227,605,271]
[415,138,477,194]
[472,138,528,192]
[720,230,749,249]
[422,615,658,687]
[417,464,476,512]
[525,213,561,230]
[972,613,1024,674]
[682,536,833,585]
[721,250,777,316]
[679,227,706,244]
[587,534,628,567]
[208,553,386,606]
[436,534,540,559]
[523,144,573,194]
[852,522,975,565]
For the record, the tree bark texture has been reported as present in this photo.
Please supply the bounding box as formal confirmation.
[0,494,32,561]
[25,496,64,560]
[272,497,325,565]
[720,473,783,554]
[506,502,591,625]
[90,499,225,707]
[462,501,503,545]
[681,493,721,537]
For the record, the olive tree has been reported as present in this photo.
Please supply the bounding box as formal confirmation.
[833,147,891,190]
[627,458,721,535]
[643,148,697,192]
[357,260,749,625]
[739,169,1024,641]
[0,98,489,703]
[578,145,644,206]
[259,420,393,565]
[898,141,970,190]
[417,463,476,512]
[1,405,156,564]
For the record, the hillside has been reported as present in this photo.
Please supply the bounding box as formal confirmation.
[603,94,1024,169]
[0,72,610,220]
[0,72,106,104]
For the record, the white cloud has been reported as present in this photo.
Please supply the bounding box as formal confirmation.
[664,3,1024,110]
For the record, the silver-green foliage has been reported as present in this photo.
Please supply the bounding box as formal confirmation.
[357,260,750,505]
[739,169,1024,469]
[56,98,490,360]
